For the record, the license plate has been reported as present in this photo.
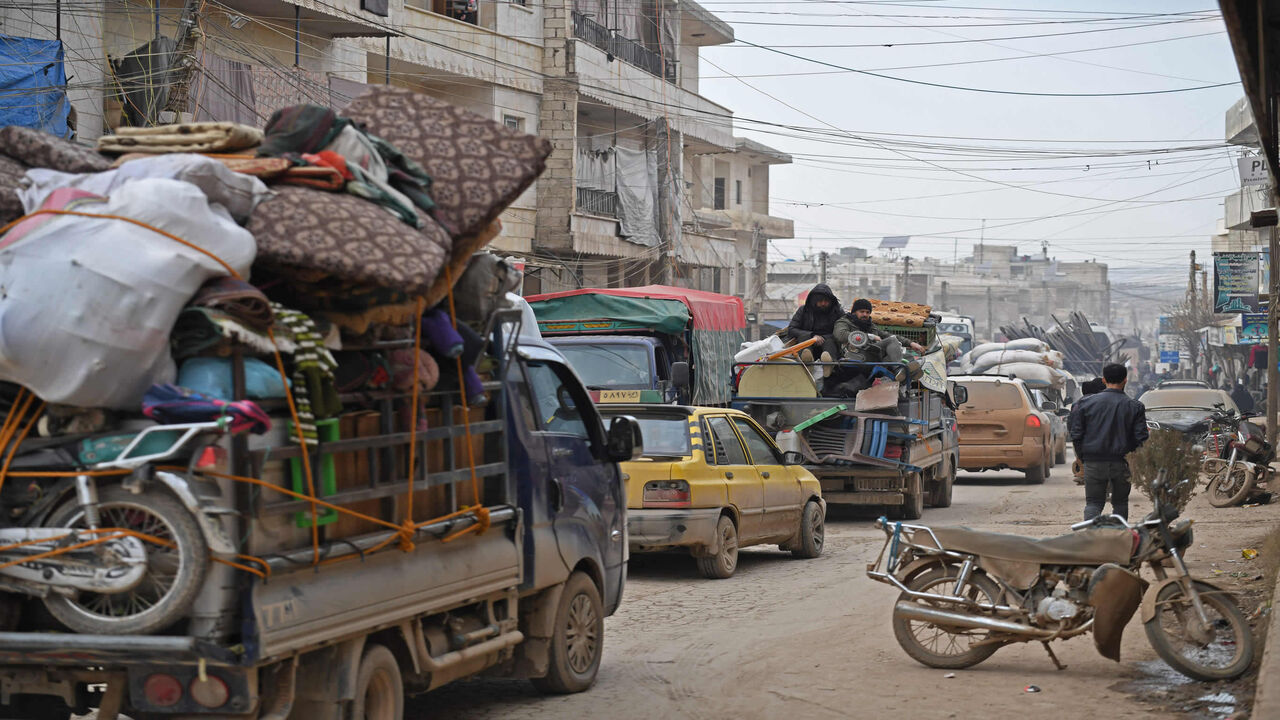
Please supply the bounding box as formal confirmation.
[597,390,643,402]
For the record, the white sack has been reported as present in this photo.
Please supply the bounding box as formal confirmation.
[1005,337,1049,353]
[985,362,1057,388]
[736,335,785,363]
[19,153,269,224]
[0,179,256,409]
[972,350,1050,374]
[968,342,1005,362]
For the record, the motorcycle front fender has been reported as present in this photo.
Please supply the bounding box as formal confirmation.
[1088,563,1148,662]
[1140,576,1228,624]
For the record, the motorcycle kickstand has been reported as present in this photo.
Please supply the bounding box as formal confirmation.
[1041,642,1067,671]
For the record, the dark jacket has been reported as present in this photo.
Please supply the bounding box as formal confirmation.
[785,284,842,343]
[1231,384,1256,414]
[1068,388,1149,462]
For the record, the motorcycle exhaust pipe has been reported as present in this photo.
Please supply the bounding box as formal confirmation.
[894,601,1057,638]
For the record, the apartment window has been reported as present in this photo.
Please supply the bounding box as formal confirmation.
[735,180,742,206]
[713,178,726,210]
[503,114,524,132]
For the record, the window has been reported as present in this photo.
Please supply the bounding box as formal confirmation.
[525,361,590,438]
[601,413,690,457]
[733,417,780,465]
[508,362,541,433]
[735,179,742,205]
[713,178,726,210]
[955,381,1023,410]
[704,416,748,465]
[503,114,524,132]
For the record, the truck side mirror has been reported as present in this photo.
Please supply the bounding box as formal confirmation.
[671,361,691,389]
[782,450,804,466]
[950,385,969,406]
[606,415,643,462]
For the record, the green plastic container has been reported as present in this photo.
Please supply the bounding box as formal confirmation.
[289,418,340,528]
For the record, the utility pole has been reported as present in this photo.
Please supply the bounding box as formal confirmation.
[940,280,948,314]
[654,116,681,286]
[1268,191,1279,448]
[818,251,827,285]
[1189,250,1198,310]
[1201,269,1209,314]
[986,286,994,340]
[901,255,911,302]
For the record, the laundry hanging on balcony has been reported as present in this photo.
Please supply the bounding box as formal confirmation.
[0,34,71,137]
[615,146,659,247]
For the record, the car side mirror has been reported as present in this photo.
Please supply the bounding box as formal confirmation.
[782,450,805,466]
[950,385,969,405]
[671,361,691,389]
[606,415,643,462]
[1056,408,1070,417]
[1040,401,1059,413]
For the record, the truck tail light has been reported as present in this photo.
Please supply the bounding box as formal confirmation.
[189,675,230,709]
[1025,414,1042,429]
[143,673,183,708]
[643,480,691,508]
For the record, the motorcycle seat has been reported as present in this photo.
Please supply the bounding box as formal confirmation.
[921,526,1137,566]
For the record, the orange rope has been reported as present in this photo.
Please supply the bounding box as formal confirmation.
[402,297,427,551]
[442,267,482,509]
[0,401,45,495]
[0,392,36,497]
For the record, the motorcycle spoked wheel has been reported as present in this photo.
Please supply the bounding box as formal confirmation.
[1206,465,1256,508]
[891,565,1003,669]
[1144,580,1255,681]
[41,486,209,635]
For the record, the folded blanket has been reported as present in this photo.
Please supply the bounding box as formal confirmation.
[192,277,274,332]
[277,164,345,191]
[172,306,297,359]
[114,153,291,179]
[98,122,263,154]
[272,303,340,445]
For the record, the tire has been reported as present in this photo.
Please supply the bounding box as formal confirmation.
[1023,462,1045,485]
[696,515,739,579]
[1144,580,1255,681]
[1054,444,1066,465]
[1207,465,1257,508]
[792,500,825,559]
[532,572,604,694]
[892,565,1003,670]
[927,460,954,509]
[897,488,924,520]
[43,486,209,635]
[349,644,403,720]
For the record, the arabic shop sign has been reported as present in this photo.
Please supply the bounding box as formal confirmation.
[1213,252,1263,314]
[1241,313,1268,344]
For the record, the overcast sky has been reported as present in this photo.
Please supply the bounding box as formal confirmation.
[696,0,1245,285]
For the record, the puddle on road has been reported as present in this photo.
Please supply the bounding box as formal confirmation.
[1121,661,1238,719]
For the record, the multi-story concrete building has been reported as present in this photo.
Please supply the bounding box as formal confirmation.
[0,0,793,291]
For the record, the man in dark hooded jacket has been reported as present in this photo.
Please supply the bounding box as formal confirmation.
[784,283,843,360]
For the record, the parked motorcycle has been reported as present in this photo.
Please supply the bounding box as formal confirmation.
[867,472,1254,681]
[0,421,234,635]
[1199,409,1273,508]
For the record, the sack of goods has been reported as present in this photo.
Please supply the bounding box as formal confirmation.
[971,349,1056,374]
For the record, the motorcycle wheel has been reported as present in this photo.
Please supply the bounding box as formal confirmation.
[892,565,1002,669]
[1207,466,1256,508]
[42,486,209,635]
[1144,580,1255,681]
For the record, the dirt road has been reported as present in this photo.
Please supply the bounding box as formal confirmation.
[413,452,1280,720]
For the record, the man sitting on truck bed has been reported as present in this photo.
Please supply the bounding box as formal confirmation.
[784,283,844,362]
[834,298,927,364]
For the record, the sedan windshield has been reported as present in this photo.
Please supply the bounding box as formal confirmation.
[556,344,652,389]
[602,413,691,457]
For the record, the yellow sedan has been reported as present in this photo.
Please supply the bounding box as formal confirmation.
[599,405,826,579]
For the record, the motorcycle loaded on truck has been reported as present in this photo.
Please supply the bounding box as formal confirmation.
[0,90,640,720]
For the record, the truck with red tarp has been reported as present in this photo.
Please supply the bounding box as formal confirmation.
[526,286,746,407]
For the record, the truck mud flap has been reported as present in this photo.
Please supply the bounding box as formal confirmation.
[0,632,238,666]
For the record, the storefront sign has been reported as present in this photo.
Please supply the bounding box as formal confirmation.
[1242,313,1269,344]
[1213,252,1263,313]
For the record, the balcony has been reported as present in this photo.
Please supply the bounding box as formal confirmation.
[576,187,620,218]
[572,11,676,82]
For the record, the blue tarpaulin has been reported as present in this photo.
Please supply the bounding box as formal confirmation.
[0,34,69,137]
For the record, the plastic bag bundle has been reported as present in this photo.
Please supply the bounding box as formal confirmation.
[736,335,785,363]
[0,179,255,408]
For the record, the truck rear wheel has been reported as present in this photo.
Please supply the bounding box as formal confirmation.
[349,644,403,720]
[892,472,924,520]
[532,572,604,694]
[926,460,954,509]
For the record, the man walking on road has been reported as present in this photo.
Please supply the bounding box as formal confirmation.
[1068,363,1149,521]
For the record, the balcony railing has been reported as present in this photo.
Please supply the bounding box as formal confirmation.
[572,11,676,82]
[577,187,620,218]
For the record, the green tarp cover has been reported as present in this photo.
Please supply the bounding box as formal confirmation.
[528,295,690,335]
